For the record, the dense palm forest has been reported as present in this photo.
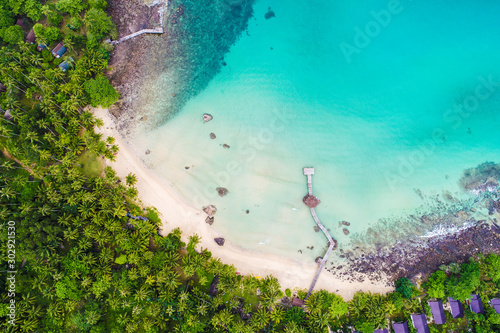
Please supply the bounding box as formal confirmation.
[1,1,500,332]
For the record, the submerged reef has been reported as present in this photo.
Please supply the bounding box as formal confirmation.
[328,162,500,285]
[108,0,255,136]
[459,161,500,193]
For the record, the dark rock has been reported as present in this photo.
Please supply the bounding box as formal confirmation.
[343,228,350,235]
[342,221,351,226]
[185,166,190,169]
[265,7,275,19]
[216,187,228,197]
[205,216,214,225]
[223,144,230,149]
[314,226,319,232]
[214,237,225,246]
[145,149,151,155]
[245,209,250,214]
[315,257,323,264]
[210,132,216,139]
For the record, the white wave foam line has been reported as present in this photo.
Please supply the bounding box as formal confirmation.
[420,221,476,239]
[469,186,499,196]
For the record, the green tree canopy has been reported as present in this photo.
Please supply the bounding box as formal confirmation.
[22,0,42,21]
[0,8,15,29]
[395,277,414,299]
[88,0,108,10]
[83,74,120,108]
[485,253,500,282]
[446,261,481,301]
[84,8,114,40]
[424,270,447,299]
[56,0,87,16]
[1,25,24,44]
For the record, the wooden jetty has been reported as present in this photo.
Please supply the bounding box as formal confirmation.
[303,167,337,300]
[109,27,164,45]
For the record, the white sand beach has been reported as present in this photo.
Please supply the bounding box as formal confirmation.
[95,108,393,300]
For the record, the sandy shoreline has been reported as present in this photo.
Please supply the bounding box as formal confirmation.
[95,108,393,300]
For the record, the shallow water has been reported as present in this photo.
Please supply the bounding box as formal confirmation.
[132,0,500,261]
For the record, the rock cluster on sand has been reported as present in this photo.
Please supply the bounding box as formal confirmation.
[216,187,228,197]
[203,205,217,216]
[214,237,225,246]
[336,221,500,285]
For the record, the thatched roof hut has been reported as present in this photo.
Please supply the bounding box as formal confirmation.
[26,29,36,44]
[291,297,304,307]
[428,300,446,324]
[410,314,430,333]
[16,18,27,30]
[303,194,320,208]
[447,297,464,318]
[469,294,484,314]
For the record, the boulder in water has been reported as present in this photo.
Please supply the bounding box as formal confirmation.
[210,133,216,139]
[265,7,275,20]
[203,205,217,216]
[203,113,213,122]
[216,187,228,197]
[343,228,350,235]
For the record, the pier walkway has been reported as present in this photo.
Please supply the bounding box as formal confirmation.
[109,27,164,45]
[303,167,337,300]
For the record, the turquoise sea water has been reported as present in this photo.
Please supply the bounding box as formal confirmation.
[135,0,500,261]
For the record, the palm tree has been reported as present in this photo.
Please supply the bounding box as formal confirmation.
[270,306,285,325]
[125,173,137,187]
[251,308,270,330]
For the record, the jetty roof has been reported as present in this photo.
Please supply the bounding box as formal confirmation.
[303,167,314,175]
[411,314,430,333]
[470,294,484,314]
[428,300,446,324]
[448,297,464,318]
[393,322,410,333]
